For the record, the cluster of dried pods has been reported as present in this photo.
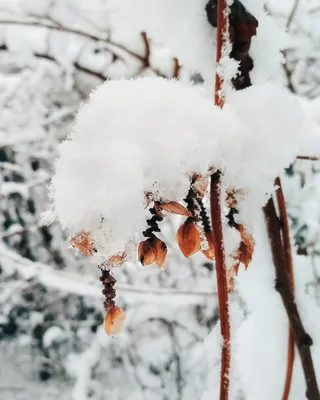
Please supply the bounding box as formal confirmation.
[70,177,255,335]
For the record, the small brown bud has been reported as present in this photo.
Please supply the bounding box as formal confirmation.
[105,252,127,266]
[71,231,95,256]
[103,306,126,336]
[176,218,201,257]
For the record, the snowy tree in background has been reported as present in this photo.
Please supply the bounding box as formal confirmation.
[1,0,320,399]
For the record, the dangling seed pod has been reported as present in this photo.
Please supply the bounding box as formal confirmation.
[138,235,167,267]
[176,217,201,257]
[99,268,126,335]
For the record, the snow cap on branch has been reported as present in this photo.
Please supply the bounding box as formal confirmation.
[48,77,305,261]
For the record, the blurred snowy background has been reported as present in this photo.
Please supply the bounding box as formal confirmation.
[1,0,320,399]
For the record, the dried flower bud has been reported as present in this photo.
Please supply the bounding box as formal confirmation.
[71,231,95,256]
[159,201,191,217]
[103,306,126,336]
[176,218,201,257]
[138,236,167,267]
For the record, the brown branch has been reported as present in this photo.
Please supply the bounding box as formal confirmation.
[264,197,320,400]
[211,2,231,399]
[275,177,295,400]
[297,156,320,161]
[214,0,228,108]
[210,171,231,400]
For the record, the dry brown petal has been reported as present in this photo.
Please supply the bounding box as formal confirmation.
[153,237,168,268]
[106,252,127,266]
[71,231,95,256]
[103,306,126,336]
[176,218,201,257]
[138,239,156,265]
[138,236,167,267]
[202,231,215,260]
[159,201,191,217]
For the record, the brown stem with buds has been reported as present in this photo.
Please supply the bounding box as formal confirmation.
[211,2,231,399]
[210,171,231,400]
[264,197,320,400]
[275,177,295,400]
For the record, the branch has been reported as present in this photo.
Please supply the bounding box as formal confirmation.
[264,197,320,400]
[210,172,230,400]
[275,177,295,400]
[296,156,320,161]
[0,19,181,79]
[211,1,231,399]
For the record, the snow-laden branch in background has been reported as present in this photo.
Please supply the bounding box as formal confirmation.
[0,243,215,304]
[0,18,183,81]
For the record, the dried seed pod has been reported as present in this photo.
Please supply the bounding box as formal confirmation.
[153,236,168,268]
[71,231,95,256]
[176,218,201,257]
[138,238,157,265]
[138,236,167,267]
[103,306,126,336]
[159,201,191,217]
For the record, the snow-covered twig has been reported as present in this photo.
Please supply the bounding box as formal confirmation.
[275,177,295,400]
[0,244,215,303]
[264,198,320,400]
[210,171,230,400]
[211,1,231,399]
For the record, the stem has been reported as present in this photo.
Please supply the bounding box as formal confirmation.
[215,0,228,107]
[212,2,231,399]
[264,198,320,400]
[275,177,295,400]
[210,171,231,400]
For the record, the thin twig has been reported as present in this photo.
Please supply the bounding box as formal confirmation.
[212,1,231,399]
[264,197,320,400]
[210,172,231,400]
[296,156,320,161]
[275,177,295,400]
[214,0,228,108]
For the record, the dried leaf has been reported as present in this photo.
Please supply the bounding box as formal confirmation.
[153,237,168,268]
[176,218,201,257]
[232,224,255,273]
[138,239,156,265]
[193,177,209,198]
[71,231,95,256]
[104,306,126,336]
[138,236,167,267]
[159,201,191,216]
[105,252,127,266]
